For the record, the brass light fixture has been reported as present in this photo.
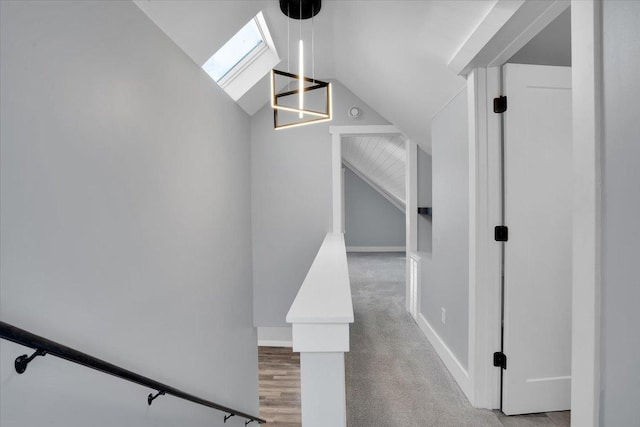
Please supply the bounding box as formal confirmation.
[271,0,332,130]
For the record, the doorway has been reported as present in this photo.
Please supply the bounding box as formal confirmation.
[341,133,406,254]
[495,6,573,415]
[330,125,417,312]
[448,1,592,419]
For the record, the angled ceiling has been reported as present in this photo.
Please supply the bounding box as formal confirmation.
[332,1,495,152]
[135,0,496,151]
[342,134,406,211]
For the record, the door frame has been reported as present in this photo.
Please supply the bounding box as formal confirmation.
[328,125,414,312]
[451,0,602,424]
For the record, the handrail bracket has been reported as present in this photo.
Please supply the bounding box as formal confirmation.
[15,348,47,374]
[147,390,165,405]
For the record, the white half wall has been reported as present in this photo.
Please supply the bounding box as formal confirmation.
[0,1,258,426]
[251,80,389,328]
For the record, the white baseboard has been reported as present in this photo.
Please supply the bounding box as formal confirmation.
[257,326,292,348]
[416,313,473,401]
[258,340,293,347]
[346,246,405,253]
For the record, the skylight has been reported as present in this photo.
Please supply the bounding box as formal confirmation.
[201,11,279,109]
[201,12,279,107]
[203,18,265,83]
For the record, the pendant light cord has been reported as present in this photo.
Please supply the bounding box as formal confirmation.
[312,3,315,81]
[287,2,290,74]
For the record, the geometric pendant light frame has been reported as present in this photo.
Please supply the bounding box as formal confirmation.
[271,69,332,130]
[271,0,332,130]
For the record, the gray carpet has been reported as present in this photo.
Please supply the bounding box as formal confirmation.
[344,252,570,427]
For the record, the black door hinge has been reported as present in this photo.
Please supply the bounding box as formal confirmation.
[495,226,508,242]
[493,96,507,113]
[493,352,507,369]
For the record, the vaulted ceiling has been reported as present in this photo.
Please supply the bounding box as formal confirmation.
[134,0,496,152]
[342,134,407,211]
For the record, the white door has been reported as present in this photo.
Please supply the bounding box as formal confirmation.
[502,64,572,415]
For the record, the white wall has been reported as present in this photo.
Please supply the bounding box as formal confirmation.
[421,89,470,369]
[600,2,640,425]
[343,168,405,248]
[0,2,258,426]
[251,81,389,327]
[417,147,433,253]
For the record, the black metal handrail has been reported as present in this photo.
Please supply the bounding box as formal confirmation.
[0,321,265,425]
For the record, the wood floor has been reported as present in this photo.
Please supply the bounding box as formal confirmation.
[258,346,301,427]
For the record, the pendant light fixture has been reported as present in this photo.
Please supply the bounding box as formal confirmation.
[271,0,332,130]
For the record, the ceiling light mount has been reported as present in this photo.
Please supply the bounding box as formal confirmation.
[279,0,321,20]
[348,107,361,119]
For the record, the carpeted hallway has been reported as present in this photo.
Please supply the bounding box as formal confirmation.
[345,252,570,427]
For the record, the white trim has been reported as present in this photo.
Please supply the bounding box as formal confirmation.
[458,0,582,410]
[570,1,602,425]
[217,12,278,90]
[331,125,412,312]
[416,313,472,400]
[329,125,402,136]
[341,167,346,236]
[459,1,602,419]
[405,140,418,312]
[466,67,503,409]
[467,69,481,409]
[485,0,569,69]
[346,246,405,253]
[258,340,293,348]
[450,0,570,76]
[409,251,424,323]
[332,133,343,233]
[292,323,350,353]
[449,0,525,75]
[408,254,421,320]
[257,326,293,348]
[255,11,278,58]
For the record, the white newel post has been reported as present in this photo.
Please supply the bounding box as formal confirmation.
[287,233,354,427]
[294,324,349,427]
